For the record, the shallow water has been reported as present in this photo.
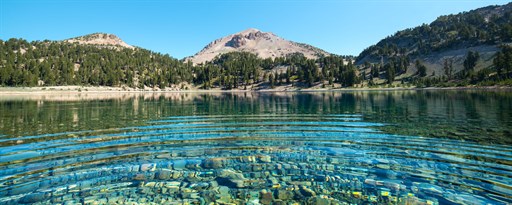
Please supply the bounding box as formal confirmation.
[0,91,511,204]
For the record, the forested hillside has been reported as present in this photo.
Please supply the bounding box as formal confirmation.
[0,38,192,88]
[0,38,355,89]
[356,2,512,87]
[357,3,512,62]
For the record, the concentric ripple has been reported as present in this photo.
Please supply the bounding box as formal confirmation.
[0,114,511,204]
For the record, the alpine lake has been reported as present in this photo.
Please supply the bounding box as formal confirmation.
[0,90,511,205]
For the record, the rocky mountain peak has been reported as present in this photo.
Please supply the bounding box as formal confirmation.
[187,28,329,64]
[64,33,134,49]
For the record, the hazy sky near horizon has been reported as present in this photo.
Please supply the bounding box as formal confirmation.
[1,0,510,59]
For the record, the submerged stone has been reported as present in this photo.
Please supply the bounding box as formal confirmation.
[275,189,293,200]
[202,157,228,169]
[300,186,316,197]
[9,182,39,195]
[133,174,146,181]
[259,189,273,205]
[307,196,332,205]
[258,155,272,163]
[19,192,46,204]
[216,169,246,188]
[217,186,232,203]
[141,163,155,172]
[157,169,171,180]
[173,160,187,170]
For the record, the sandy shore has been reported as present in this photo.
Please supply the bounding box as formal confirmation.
[0,85,510,94]
[0,85,509,102]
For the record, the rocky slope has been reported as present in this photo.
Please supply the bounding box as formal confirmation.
[64,33,134,49]
[187,28,330,64]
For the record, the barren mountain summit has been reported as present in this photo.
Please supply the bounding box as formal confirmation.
[188,28,330,64]
[65,33,134,49]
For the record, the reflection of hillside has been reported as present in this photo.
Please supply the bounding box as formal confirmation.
[0,91,428,103]
[0,91,510,144]
[0,93,199,102]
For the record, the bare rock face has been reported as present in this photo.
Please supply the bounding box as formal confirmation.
[246,31,267,40]
[187,28,330,65]
[225,35,247,48]
[64,33,134,49]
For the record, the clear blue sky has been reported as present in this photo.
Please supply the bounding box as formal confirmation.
[1,0,509,59]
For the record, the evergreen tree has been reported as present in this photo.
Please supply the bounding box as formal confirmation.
[443,58,454,80]
[463,51,479,76]
[415,60,427,77]
[493,45,512,79]
[386,63,396,84]
[269,73,275,88]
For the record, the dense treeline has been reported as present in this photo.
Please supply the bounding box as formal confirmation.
[193,52,261,89]
[367,45,512,88]
[193,52,359,89]
[0,38,357,89]
[0,38,193,88]
[1,36,510,89]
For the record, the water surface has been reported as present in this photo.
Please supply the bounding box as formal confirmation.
[0,90,511,204]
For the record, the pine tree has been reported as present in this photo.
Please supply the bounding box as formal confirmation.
[415,60,427,77]
[443,58,453,80]
[463,51,479,77]
[269,73,275,88]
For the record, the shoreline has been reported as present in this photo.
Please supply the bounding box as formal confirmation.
[0,85,511,94]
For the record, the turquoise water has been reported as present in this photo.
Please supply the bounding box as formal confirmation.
[0,91,511,204]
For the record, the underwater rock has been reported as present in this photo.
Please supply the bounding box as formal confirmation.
[141,163,155,172]
[275,189,293,200]
[184,171,199,181]
[237,156,256,163]
[364,178,378,186]
[131,165,140,172]
[163,181,180,188]
[417,183,444,196]
[216,169,246,188]
[308,195,333,205]
[188,182,209,191]
[199,189,218,203]
[19,192,46,204]
[259,189,274,205]
[267,177,279,185]
[173,160,187,170]
[252,164,263,172]
[185,160,202,169]
[258,155,272,163]
[9,182,39,195]
[171,171,183,179]
[209,181,218,188]
[133,174,146,181]
[156,153,171,159]
[444,193,487,205]
[300,186,316,197]
[216,186,232,203]
[314,175,327,182]
[202,157,228,169]
[157,169,171,180]
[382,181,401,191]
